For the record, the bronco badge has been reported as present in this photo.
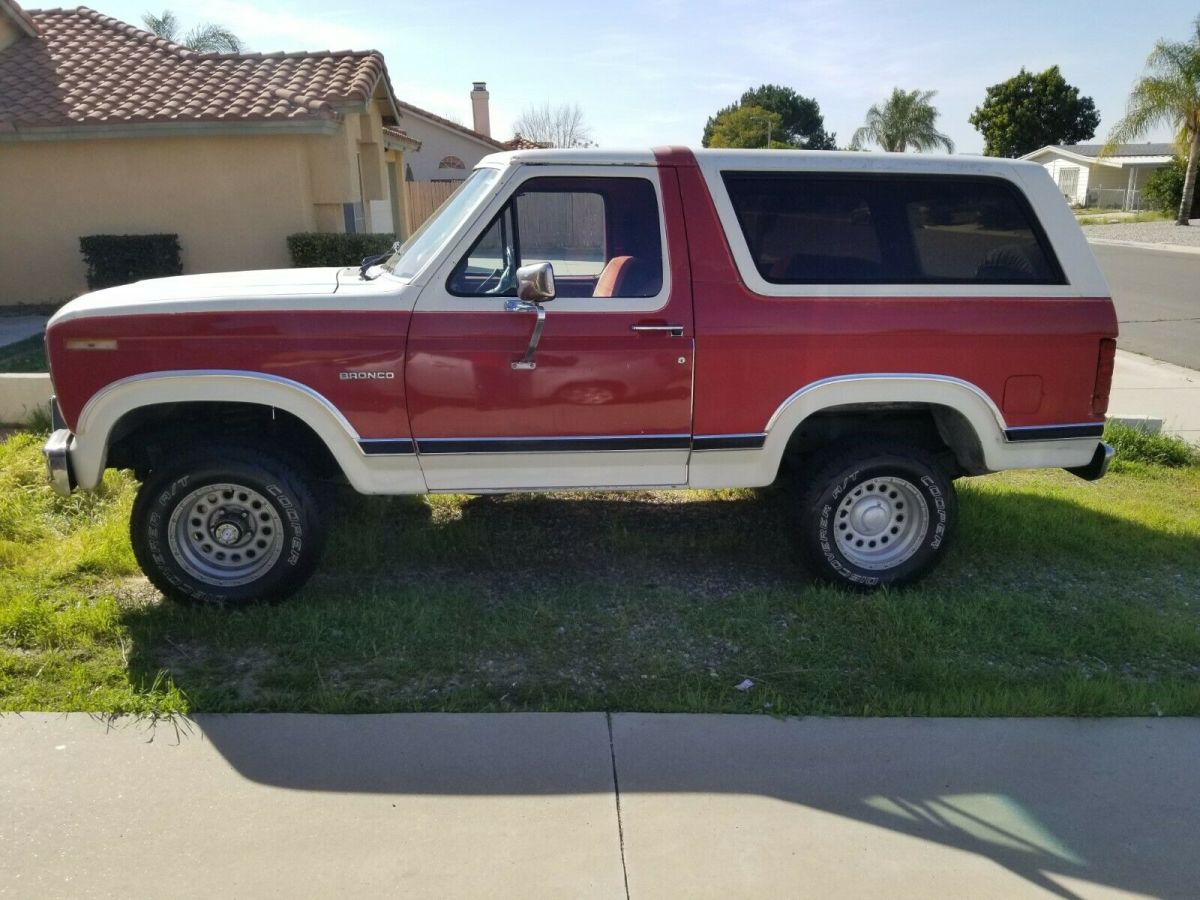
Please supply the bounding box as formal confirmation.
[339,371,395,380]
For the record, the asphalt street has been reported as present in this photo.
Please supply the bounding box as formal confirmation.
[1091,242,1200,370]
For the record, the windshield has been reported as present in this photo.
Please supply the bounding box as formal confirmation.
[384,168,503,280]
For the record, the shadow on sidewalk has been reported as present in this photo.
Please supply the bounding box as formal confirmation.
[132,712,1197,900]
[111,483,1200,898]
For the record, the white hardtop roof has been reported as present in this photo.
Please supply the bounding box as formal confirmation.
[479,146,1044,177]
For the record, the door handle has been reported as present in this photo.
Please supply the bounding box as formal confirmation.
[631,324,685,337]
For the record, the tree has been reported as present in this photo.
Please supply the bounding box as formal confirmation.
[142,10,243,53]
[851,88,954,153]
[737,84,836,149]
[969,66,1099,158]
[705,105,786,148]
[702,85,836,149]
[1143,156,1187,213]
[511,102,594,148]
[1104,16,1200,225]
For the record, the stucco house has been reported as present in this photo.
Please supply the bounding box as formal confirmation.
[0,1,507,305]
[1020,143,1176,210]
[396,84,506,182]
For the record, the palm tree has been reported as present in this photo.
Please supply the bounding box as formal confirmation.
[141,10,243,53]
[1104,17,1200,225]
[850,88,954,153]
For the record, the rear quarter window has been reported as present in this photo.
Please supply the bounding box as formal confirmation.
[721,173,1065,286]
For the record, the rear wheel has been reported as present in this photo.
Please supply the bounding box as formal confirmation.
[797,443,956,590]
[131,444,325,606]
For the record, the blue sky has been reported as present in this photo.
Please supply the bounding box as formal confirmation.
[95,0,1194,152]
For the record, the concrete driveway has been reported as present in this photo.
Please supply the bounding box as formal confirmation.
[2,713,1196,898]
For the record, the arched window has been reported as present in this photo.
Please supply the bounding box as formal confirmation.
[438,155,467,170]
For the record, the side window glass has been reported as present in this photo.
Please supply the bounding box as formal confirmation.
[516,192,606,280]
[448,206,516,296]
[722,173,1064,286]
[448,176,664,299]
[722,175,884,283]
[904,184,1059,283]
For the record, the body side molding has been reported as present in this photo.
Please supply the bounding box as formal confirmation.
[71,370,426,494]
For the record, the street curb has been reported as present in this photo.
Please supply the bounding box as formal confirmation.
[1087,237,1200,256]
[1114,347,1200,380]
[1105,415,1163,435]
[0,373,51,426]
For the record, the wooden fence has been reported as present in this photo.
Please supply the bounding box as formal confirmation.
[403,183,608,255]
[404,181,459,232]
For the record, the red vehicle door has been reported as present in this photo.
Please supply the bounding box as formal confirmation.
[405,165,694,491]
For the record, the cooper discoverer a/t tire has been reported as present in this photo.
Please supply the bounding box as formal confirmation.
[130,444,325,606]
[798,443,957,590]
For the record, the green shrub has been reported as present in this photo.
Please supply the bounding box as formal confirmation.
[78,234,182,290]
[1105,421,1198,468]
[286,233,397,268]
[1143,157,1185,214]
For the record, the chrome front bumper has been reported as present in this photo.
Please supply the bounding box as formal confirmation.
[43,428,76,496]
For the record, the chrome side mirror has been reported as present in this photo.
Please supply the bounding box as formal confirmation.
[515,262,556,304]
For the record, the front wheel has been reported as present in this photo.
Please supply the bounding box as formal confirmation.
[797,443,957,590]
[130,444,325,606]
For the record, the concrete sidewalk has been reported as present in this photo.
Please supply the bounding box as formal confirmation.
[2,714,1197,899]
[1111,349,1200,444]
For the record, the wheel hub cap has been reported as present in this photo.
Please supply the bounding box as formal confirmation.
[213,522,242,546]
[832,475,931,571]
[166,482,286,587]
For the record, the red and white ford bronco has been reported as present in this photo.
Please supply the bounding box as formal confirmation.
[44,148,1117,604]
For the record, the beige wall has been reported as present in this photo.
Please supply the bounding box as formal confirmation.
[0,16,24,52]
[0,90,408,306]
[0,132,323,304]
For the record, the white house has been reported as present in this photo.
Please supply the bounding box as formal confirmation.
[1021,143,1176,210]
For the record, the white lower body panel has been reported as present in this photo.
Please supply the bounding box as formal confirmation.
[416,449,689,492]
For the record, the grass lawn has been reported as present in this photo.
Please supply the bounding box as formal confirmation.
[1,428,1198,717]
[0,335,47,373]
[1076,211,1170,226]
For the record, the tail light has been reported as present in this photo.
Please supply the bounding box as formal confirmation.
[1091,338,1117,416]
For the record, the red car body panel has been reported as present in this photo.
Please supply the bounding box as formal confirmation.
[403,168,695,440]
[46,148,1119,452]
[46,311,412,437]
[654,150,1118,436]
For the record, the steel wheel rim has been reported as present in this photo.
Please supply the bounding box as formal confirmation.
[832,475,929,571]
[167,483,285,587]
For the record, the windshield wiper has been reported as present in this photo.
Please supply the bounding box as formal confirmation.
[360,242,401,281]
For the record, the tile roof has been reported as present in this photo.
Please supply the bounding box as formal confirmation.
[0,4,390,129]
[382,125,421,150]
[1053,143,1177,158]
[501,134,551,150]
[393,98,506,150]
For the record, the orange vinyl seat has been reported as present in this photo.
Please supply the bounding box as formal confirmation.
[592,255,636,297]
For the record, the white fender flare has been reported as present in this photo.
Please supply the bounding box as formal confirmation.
[69,370,425,494]
[689,374,1098,488]
[763,374,1006,471]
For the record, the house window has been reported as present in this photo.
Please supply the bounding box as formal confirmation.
[439,156,467,170]
[1057,167,1079,201]
[342,202,365,234]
